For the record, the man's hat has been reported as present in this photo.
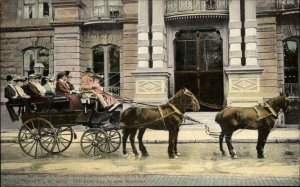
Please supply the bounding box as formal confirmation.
[13,76,26,82]
[35,74,42,79]
[6,75,13,81]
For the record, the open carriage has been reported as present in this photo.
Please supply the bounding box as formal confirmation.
[15,96,123,158]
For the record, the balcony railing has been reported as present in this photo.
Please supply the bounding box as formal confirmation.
[282,83,300,98]
[276,0,299,9]
[165,0,229,15]
[94,0,123,19]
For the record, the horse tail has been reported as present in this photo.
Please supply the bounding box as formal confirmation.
[215,111,222,124]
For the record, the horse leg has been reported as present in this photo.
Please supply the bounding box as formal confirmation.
[174,127,180,156]
[137,128,149,156]
[225,132,237,159]
[122,128,130,156]
[219,130,226,156]
[129,129,139,156]
[168,129,178,159]
[256,128,270,159]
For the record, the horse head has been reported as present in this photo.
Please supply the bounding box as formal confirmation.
[170,88,200,112]
[268,95,291,114]
[183,88,200,112]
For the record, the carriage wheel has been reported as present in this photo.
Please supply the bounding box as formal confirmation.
[104,129,121,153]
[80,128,108,157]
[51,127,74,154]
[18,118,56,158]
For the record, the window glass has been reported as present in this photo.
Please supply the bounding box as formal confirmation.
[23,48,49,76]
[93,46,104,74]
[109,46,120,87]
[284,40,298,83]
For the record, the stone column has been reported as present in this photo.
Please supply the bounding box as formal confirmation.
[133,0,170,104]
[137,0,150,68]
[51,0,85,89]
[228,0,242,66]
[225,0,263,107]
[152,0,166,68]
[244,0,258,66]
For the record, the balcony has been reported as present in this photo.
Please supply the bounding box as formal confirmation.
[282,83,300,98]
[165,0,229,20]
[93,0,123,19]
[276,0,299,9]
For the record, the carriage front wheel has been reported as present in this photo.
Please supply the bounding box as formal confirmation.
[18,118,56,158]
[80,128,108,157]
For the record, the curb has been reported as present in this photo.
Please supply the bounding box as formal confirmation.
[1,137,299,144]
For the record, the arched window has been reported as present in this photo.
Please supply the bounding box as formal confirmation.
[23,47,49,76]
[92,45,120,94]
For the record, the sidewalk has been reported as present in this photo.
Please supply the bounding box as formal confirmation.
[1,126,299,143]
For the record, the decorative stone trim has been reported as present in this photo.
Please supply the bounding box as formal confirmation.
[229,21,242,29]
[152,25,164,32]
[245,50,257,58]
[137,54,150,61]
[137,25,149,33]
[229,51,242,58]
[152,40,164,46]
[229,36,242,43]
[152,54,165,61]
[244,36,257,43]
[138,40,150,47]
[244,21,257,28]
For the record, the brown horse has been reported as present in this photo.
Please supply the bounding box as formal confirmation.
[215,95,291,159]
[120,88,200,158]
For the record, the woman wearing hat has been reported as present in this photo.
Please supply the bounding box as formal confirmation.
[42,75,55,96]
[56,72,83,110]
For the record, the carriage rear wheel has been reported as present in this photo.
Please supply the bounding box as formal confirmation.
[104,129,121,153]
[18,118,56,158]
[80,128,108,157]
[51,127,74,154]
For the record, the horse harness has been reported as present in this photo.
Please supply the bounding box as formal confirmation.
[253,103,278,123]
[158,103,184,130]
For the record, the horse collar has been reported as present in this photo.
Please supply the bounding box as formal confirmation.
[168,103,184,116]
[260,103,278,118]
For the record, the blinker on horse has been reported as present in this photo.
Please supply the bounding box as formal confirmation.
[120,88,200,159]
[215,95,291,159]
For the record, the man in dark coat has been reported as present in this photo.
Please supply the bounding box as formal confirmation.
[4,75,32,121]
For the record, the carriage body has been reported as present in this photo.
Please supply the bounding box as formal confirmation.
[18,98,122,158]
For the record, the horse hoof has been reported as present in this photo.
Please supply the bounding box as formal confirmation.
[142,153,149,157]
[175,152,181,156]
[222,152,227,156]
[169,155,179,159]
[231,155,238,159]
[257,154,265,159]
[123,154,129,158]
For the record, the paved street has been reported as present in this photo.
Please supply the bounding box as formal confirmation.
[1,142,299,186]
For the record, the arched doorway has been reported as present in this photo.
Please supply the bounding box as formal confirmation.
[174,29,224,111]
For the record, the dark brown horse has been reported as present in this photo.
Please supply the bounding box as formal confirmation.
[215,95,291,159]
[120,88,200,158]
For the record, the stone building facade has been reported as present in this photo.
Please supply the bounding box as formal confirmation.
[0,0,299,123]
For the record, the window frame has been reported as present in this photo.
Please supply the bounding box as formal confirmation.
[23,47,50,76]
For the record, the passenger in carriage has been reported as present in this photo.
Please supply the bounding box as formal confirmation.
[55,72,83,110]
[80,67,120,111]
[41,75,56,97]
[65,70,81,99]
[4,75,33,121]
[24,74,52,110]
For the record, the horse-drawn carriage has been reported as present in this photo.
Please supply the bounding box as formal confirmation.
[8,88,292,159]
[16,96,123,158]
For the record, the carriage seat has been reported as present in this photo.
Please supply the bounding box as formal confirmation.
[53,96,69,103]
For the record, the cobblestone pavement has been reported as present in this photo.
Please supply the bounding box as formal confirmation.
[1,142,299,186]
[1,173,299,186]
